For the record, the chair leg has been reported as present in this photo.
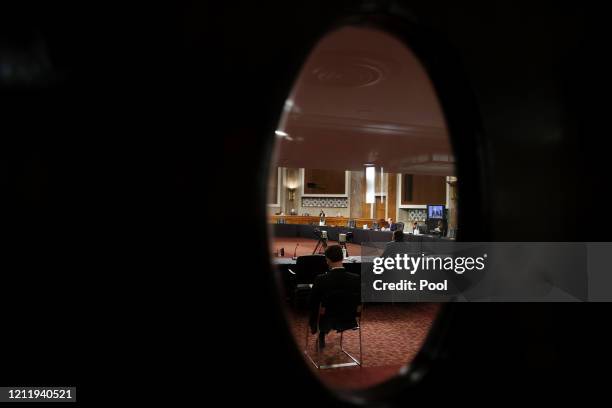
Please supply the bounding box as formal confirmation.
[304,311,325,369]
[339,331,361,367]
[304,333,322,369]
[304,308,364,370]
[359,320,363,367]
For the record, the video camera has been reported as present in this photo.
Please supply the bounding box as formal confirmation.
[313,228,328,239]
[339,232,353,243]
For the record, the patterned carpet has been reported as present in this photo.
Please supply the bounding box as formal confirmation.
[285,303,440,390]
[271,237,362,258]
[272,237,441,390]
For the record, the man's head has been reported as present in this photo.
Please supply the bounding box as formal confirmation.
[324,245,344,268]
[392,230,404,242]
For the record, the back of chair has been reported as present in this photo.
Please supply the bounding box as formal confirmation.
[322,287,361,331]
[295,255,328,284]
[395,222,404,231]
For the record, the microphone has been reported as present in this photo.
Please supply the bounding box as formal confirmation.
[292,243,299,260]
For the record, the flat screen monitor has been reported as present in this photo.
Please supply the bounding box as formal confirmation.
[427,205,444,219]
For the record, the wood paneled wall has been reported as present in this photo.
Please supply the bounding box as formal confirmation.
[267,167,279,204]
[388,173,397,221]
[269,215,374,228]
[401,174,446,205]
[303,169,345,194]
[359,172,397,222]
[349,171,364,218]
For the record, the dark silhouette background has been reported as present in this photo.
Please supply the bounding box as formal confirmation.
[2,0,610,405]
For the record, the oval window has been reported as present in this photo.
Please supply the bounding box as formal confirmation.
[267,26,457,393]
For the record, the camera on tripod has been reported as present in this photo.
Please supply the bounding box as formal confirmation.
[342,231,353,243]
[338,232,352,257]
[312,228,328,254]
[313,228,328,239]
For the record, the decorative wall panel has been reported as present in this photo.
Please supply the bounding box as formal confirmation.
[406,208,427,222]
[302,197,348,208]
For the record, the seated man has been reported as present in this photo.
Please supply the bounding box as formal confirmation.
[389,218,397,231]
[309,245,360,349]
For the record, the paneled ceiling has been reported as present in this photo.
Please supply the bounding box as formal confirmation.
[274,26,454,176]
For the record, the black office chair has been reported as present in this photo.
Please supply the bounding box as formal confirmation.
[395,222,405,231]
[304,288,363,369]
[288,255,328,307]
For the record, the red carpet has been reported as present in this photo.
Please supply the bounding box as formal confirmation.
[313,364,404,390]
[271,237,361,258]
[272,237,441,390]
[285,301,440,390]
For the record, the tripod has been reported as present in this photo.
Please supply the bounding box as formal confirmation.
[312,237,328,254]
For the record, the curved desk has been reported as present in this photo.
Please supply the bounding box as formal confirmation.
[271,223,448,245]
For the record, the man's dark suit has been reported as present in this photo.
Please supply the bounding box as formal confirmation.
[309,267,360,336]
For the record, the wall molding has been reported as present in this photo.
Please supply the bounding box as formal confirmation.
[300,168,350,197]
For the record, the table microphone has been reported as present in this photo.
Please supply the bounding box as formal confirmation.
[292,243,299,260]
